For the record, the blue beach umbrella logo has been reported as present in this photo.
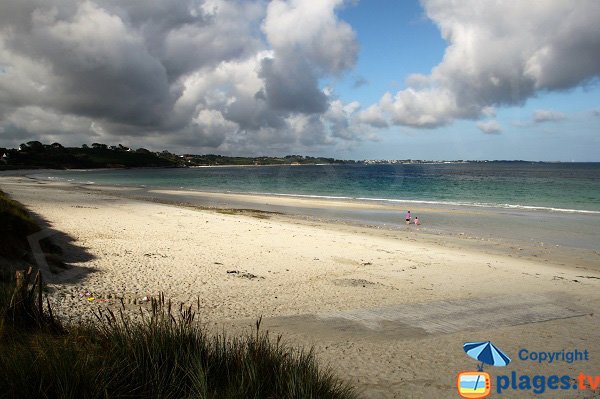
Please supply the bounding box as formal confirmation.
[463,341,511,371]
[457,341,511,398]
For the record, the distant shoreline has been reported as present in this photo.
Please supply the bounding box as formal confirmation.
[3,141,599,172]
[4,160,600,172]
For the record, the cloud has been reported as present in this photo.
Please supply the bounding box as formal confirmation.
[533,110,566,123]
[324,99,361,139]
[512,109,568,127]
[259,57,329,114]
[481,107,496,118]
[259,0,358,115]
[368,0,600,128]
[0,0,363,153]
[356,104,388,128]
[477,120,502,135]
[262,0,357,75]
[2,2,173,126]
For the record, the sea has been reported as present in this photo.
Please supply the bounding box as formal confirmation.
[33,162,600,214]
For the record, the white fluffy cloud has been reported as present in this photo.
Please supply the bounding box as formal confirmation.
[0,0,363,153]
[356,104,388,128]
[533,110,566,123]
[363,0,600,130]
[477,120,502,135]
[258,0,357,115]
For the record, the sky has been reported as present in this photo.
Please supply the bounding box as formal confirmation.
[0,0,599,161]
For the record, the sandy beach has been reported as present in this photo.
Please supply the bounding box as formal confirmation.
[1,173,599,398]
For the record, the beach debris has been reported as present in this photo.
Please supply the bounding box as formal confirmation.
[144,252,168,258]
[226,270,263,280]
[577,275,600,280]
[87,297,95,301]
[214,262,223,265]
[361,262,372,266]
[333,278,376,288]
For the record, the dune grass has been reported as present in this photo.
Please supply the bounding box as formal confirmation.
[0,282,357,399]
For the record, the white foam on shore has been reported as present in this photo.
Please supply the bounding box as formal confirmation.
[259,192,600,215]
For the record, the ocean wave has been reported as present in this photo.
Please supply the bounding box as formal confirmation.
[259,192,600,214]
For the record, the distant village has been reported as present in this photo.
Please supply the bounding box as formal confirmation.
[362,159,469,165]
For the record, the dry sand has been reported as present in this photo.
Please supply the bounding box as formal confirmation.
[1,174,599,398]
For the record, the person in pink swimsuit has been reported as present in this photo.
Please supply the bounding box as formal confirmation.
[405,210,411,224]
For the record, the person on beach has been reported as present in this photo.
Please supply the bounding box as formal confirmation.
[414,216,420,226]
[405,210,411,224]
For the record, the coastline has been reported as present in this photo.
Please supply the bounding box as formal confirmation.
[14,169,600,263]
[24,164,600,215]
[1,174,599,398]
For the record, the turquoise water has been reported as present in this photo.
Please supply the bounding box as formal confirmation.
[34,162,600,213]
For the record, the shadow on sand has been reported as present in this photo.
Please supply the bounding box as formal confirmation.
[1,208,97,287]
